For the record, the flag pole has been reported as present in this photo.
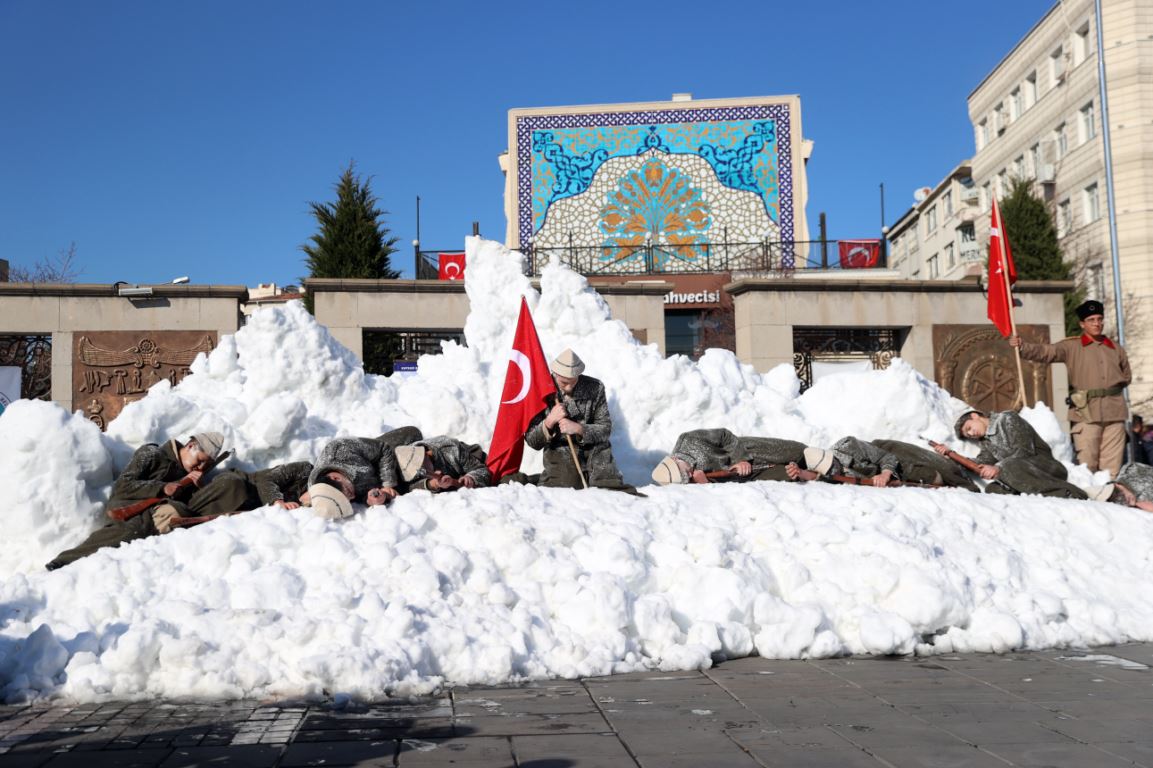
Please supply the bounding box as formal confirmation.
[1001,250,1029,409]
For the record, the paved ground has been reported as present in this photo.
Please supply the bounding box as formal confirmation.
[2,644,1153,767]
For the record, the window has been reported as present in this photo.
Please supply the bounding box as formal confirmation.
[944,242,955,269]
[977,119,989,149]
[928,254,939,279]
[943,190,953,217]
[1014,155,1025,179]
[1087,263,1105,300]
[981,182,991,213]
[1058,199,1072,236]
[1084,182,1100,222]
[994,102,1006,133]
[1074,22,1092,65]
[1025,71,1038,107]
[926,205,938,233]
[1010,88,1022,119]
[1051,45,1066,87]
[1055,123,1068,159]
[997,170,1007,198]
[1080,102,1096,142]
[1030,143,1042,176]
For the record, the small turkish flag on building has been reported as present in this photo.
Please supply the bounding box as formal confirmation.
[487,298,555,481]
[987,197,1018,337]
[438,252,466,281]
[838,239,880,269]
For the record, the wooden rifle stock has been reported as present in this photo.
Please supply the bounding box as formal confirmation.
[107,450,232,522]
[167,512,236,529]
[924,438,981,474]
[702,464,777,481]
[792,466,942,489]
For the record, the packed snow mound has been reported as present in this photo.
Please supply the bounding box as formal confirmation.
[0,237,1142,704]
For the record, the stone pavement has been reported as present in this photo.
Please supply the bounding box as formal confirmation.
[2,644,1153,767]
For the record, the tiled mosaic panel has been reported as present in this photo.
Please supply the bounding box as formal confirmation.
[515,105,793,250]
[536,152,776,272]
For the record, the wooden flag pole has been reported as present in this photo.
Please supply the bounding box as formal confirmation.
[1001,251,1029,409]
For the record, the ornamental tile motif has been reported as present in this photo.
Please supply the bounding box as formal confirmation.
[515,104,793,250]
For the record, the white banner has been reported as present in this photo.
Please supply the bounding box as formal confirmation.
[0,366,19,414]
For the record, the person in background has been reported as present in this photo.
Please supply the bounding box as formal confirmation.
[1009,299,1130,476]
[1127,415,1148,465]
[943,410,1086,499]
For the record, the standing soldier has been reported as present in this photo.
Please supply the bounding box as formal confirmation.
[525,348,632,491]
[1009,299,1130,476]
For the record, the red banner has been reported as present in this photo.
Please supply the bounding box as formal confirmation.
[838,239,880,269]
[986,197,1018,337]
[486,298,555,481]
[438,252,466,281]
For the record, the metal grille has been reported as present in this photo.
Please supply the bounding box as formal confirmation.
[792,328,902,393]
[0,334,52,401]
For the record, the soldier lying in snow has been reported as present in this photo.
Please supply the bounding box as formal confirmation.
[650,428,809,485]
[305,426,423,512]
[801,437,979,491]
[394,435,491,492]
[945,410,1087,499]
[1086,462,1153,511]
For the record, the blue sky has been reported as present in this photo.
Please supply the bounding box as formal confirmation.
[0,1,1055,286]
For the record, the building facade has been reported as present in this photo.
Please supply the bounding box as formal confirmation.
[968,0,1153,406]
[887,163,983,281]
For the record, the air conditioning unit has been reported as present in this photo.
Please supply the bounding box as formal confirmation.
[1037,164,1056,183]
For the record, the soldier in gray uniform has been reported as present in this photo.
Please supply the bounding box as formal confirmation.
[307,426,423,507]
[394,435,491,492]
[650,428,808,484]
[1090,463,1153,511]
[836,437,980,491]
[524,348,632,492]
[228,460,315,510]
[948,410,1087,499]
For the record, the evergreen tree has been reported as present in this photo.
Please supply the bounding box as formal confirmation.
[997,177,1084,335]
[302,163,400,312]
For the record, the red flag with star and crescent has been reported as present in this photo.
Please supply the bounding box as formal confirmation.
[987,197,1019,337]
[487,298,555,481]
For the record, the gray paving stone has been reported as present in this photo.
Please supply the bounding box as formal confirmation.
[865,745,1011,767]
[828,719,972,749]
[634,752,760,768]
[1094,740,1153,766]
[982,741,1138,766]
[159,745,284,767]
[751,746,884,767]
[38,750,172,768]
[453,713,610,738]
[1040,716,1153,743]
[728,724,853,750]
[933,719,1078,746]
[512,733,633,759]
[280,740,397,766]
[396,736,514,766]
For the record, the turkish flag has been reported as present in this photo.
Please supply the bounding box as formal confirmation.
[438,252,466,281]
[987,197,1018,337]
[487,298,555,481]
[838,239,880,269]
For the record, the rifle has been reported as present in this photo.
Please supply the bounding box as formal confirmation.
[167,512,236,529]
[702,464,778,482]
[107,450,232,522]
[791,466,943,489]
[922,437,982,474]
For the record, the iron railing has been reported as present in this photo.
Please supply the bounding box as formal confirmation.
[415,239,888,279]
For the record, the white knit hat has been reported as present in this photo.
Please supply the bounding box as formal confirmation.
[307,483,353,520]
[550,348,585,378]
[395,445,426,482]
[191,432,225,460]
[803,447,835,476]
[1086,483,1116,502]
[651,456,688,485]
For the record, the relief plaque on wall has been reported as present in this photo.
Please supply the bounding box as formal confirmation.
[73,331,216,429]
[933,324,1052,413]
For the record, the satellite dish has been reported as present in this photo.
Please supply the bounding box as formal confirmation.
[913,187,932,203]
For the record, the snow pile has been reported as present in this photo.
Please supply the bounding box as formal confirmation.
[0,237,1145,704]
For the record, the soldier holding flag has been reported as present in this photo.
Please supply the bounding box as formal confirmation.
[1009,299,1131,476]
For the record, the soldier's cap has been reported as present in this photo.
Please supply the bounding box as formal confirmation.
[1076,299,1105,320]
[394,445,427,482]
[307,483,354,520]
[954,410,986,441]
[803,447,835,476]
[651,456,688,485]
[550,348,585,378]
[190,432,226,461]
[1086,483,1116,503]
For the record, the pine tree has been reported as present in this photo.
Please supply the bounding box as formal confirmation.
[997,178,1084,335]
[302,163,399,312]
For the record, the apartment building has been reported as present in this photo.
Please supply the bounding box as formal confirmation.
[887,163,983,281]
[968,0,1153,406]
